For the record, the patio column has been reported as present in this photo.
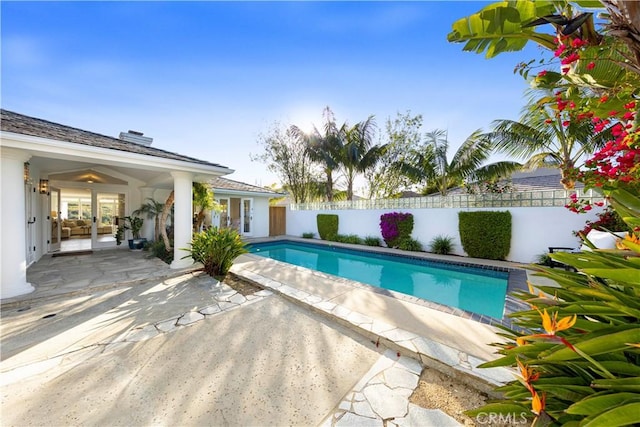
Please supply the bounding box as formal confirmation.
[170,171,194,269]
[0,147,35,299]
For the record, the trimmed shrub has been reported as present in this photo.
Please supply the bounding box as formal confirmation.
[380,212,414,247]
[302,232,315,239]
[397,238,422,252]
[186,227,248,276]
[429,235,454,255]
[334,234,363,245]
[364,236,382,246]
[317,214,339,240]
[458,211,511,260]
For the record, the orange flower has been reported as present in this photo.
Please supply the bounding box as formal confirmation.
[540,309,577,335]
[532,391,546,415]
[517,359,539,393]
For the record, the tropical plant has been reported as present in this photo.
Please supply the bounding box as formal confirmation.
[302,106,344,202]
[487,89,613,189]
[147,238,173,264]
[396,129,520,196]
[468,188,640,426]
[133,198,164,241]
[186,227,248,277]
[340,116,387,200]
[193,181,219,232]
[429,235,454,255]
[397,238,422,252]
[116,215,144,245]
[364,236,382,246]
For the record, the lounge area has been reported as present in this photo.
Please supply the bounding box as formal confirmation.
[60,219,114,239]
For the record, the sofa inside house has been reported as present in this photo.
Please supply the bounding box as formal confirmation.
[61,219,114,239]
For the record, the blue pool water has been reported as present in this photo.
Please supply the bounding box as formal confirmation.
[249,241,508,318]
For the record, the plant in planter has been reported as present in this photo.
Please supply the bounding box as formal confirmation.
[116,215,146,250]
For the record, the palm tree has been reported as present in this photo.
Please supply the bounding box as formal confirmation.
[396,129,520,195]
[133,198,164,241]
[302,107,344,202]
[340,116,387,200]
[487,90,613,189]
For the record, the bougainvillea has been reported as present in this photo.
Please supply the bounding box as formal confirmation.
[379,212,413,248]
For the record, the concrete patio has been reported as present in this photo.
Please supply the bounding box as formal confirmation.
[0,245,531,425]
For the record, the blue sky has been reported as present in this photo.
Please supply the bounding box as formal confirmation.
[2,1,543,190]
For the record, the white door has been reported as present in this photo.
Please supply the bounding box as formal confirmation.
[241,198,253,236]
[49,187,61,252]
[25,183,36,265]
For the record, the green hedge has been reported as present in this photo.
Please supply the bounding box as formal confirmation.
[317,214,339,240]
[458,211,511,260]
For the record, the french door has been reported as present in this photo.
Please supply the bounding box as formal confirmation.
[241,198,253,236]
[49,187,61,252]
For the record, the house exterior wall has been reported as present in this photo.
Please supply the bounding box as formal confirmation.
[286,206,603,264]
[252,196,270,238]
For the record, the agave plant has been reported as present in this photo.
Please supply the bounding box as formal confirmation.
[467,188,640,426]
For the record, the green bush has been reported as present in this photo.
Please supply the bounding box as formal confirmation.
[364,236,382,246]
[468,188,640,426]
[429,235,454,255]
[458,211,511,260]
[397,238,422,252]
[317,214,339,240]
[185,227,248,276]
[147,239,173,264]
[302,232,315,239]
[334,234,363,245]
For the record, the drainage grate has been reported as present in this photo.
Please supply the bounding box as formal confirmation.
[42,313,57,319]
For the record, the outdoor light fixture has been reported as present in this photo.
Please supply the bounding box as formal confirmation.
[39,179,49,195]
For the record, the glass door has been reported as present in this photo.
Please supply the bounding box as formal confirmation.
[93,192,124,249]
[241,198,253,236]
[216,198,230,229]
[49,188,61,252]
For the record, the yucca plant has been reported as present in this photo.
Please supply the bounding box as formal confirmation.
[186,227,248,277]
[467,188,640,426]
[429,234,454,255]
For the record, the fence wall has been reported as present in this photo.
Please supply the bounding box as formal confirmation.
[286,190,604,264]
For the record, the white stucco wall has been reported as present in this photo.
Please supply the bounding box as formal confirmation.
[286,206,603,263]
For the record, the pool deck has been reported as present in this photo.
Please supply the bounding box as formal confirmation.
[1,240,549,425]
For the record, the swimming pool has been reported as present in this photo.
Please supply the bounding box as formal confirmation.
[249,241,508,319]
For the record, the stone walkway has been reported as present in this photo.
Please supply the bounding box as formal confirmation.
[3,248,525,425]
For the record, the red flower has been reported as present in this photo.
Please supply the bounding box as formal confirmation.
[600,95,609,103]
[624,101,636,110]
[538,70,548,77]
[571,38,587,48]
[586,61,596,70]
[545,119,553,124]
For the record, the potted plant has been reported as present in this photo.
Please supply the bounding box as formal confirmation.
[116,216,146,250]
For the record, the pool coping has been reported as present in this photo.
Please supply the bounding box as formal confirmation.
[246,236,530,330]
[229,255,515,396]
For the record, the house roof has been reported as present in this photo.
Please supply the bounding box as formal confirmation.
[210,177,281,196]
[0,109,227,169]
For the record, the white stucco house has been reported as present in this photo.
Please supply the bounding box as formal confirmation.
[0,109,279,299]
